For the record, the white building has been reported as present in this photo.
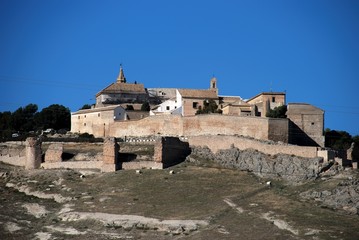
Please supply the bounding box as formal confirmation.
[150,90,183,116]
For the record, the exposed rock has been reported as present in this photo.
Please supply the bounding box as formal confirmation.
[187,146,322,182]
[5,182,72,203]
[22,203,49,218]
[300,178,359,215]
[59,211,208,234]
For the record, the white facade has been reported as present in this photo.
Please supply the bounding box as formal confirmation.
[150,90,183,116]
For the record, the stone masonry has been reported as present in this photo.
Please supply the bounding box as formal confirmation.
[25,137,42,170]
[154,137,190,168]
[44,143,63,163]
[102,137,119,172]
[347,142,359,162]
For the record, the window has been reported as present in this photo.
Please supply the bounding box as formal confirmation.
[272,97,275,102]
[311,122,315,125]
[84,115,87,118]
[166,106,170,110]
[193,102,198,108]
[98,113,100,117]
[78,116,80,119]
[84,123,86,126]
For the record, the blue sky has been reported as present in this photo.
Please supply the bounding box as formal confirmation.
[0,0,358,135]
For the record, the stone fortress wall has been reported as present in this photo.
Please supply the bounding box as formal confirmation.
[108,114,289,143]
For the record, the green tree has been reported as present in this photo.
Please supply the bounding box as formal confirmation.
[196,100,221,114]
[12,104,38,132]
[325,129,353,150]
[126,105,134,110]
[266,105,287,118]
[37,104,70,130]
[141,102,150,111]
[0,111,13,138]
[80,104,92,110]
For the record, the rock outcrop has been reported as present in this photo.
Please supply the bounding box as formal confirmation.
[300,178,359,215]
[186,146,322,182]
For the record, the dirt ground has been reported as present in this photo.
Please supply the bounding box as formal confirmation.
[1,161,359,240]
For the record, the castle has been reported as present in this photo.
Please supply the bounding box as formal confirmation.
[71,66,324,147]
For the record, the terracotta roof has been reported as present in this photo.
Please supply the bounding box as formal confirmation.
[246,92,285,103]
[178,89,218,99]
[72,105,123,115]
[96,82,146,96]
[286,103,324,115]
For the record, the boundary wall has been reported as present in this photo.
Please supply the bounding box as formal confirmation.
[0,141,27,166]
[187,135,318,159]
[109,115,288,142]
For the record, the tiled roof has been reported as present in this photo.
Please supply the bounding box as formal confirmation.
[287,103,324,114]
[178,89,218,99]
[246,92,285,103]
[96,82,146,96]
[72,105,123,115]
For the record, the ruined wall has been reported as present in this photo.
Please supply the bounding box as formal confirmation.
[187,135,318,159]
[121,161,162,170]
[0,142,26,166]
[153,137,190,168]
[44,143,63,163]
[41,161,103,169]
[25,137,42,170]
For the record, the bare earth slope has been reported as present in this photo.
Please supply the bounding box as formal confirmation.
[1,161,359,240]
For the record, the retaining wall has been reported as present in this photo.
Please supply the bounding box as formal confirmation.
[41,161,102,169]
[188,135,318,158]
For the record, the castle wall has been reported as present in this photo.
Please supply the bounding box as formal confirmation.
[108,114,277,141]
[182,115,270,140]
[286,103,324,147]
[109,115,184,137]
[268,118,289,142]
[187,135,318,158]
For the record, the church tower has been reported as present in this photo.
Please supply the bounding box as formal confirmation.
[117,65,127,83]
[210,76,218,95]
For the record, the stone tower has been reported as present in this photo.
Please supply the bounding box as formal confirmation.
[117,65,126,83]
[210,76,218,94]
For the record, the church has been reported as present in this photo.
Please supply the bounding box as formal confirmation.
[71,66,324,147]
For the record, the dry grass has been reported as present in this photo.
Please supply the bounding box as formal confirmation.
[1,161,359,239]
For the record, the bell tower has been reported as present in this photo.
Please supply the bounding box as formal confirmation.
[210,76,218,95]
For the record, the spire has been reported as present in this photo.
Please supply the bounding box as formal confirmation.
[117,64,126,83]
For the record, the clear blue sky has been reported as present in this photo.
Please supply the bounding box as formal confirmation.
[0,0,358,136]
